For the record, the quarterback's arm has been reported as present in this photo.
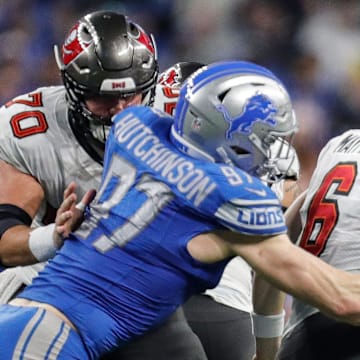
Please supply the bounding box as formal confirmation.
[0,160,44,266]
[251,271,285,360]
[251,274,285,360]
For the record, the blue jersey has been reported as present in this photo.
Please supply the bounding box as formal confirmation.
[19,106,286,358]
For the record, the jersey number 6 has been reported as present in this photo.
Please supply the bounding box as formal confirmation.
[299,162,357,256]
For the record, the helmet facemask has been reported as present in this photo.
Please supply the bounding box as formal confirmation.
[263,136,299,183]
[215,126,296,180]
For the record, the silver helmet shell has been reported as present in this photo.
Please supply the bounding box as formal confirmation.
[171,61,298,178]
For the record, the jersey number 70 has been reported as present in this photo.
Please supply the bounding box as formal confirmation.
[5,92,48,138]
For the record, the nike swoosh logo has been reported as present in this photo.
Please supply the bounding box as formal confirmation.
[244,187,267,196]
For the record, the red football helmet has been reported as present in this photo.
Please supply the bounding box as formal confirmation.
[153,62,205,116]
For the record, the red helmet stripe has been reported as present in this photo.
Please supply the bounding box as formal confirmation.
[62,23,91,65]
[134,25,155,55]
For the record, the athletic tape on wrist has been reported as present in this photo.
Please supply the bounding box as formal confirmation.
[28,223,58,262]
[251,310,285,338]
[75,202,86,212]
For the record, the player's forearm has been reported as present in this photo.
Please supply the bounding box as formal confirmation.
[253,274,285,315]
[0,222,63,267]
[234,235,360,325]
[252,275,285,360]
[253,337,281,360]
[0,183,97,267]
[0,226,38,266]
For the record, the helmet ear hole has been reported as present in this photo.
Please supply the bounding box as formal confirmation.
[81,26,91,40]
[230,146,250,155]
[218,89,230,102]
[129,22,139,36]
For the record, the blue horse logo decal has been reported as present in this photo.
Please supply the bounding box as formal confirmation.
[216,93,278,139]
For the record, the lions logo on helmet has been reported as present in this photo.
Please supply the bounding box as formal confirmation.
[216,93,278,139]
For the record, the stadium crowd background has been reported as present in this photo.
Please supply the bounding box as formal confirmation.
[1,0,360,189]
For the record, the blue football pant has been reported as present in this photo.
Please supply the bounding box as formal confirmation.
[0,304,89,359]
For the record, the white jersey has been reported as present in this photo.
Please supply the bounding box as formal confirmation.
[205,257,253,312]
[285,129,360,334]
[152,84,180,117]
[0,86,102,222]
[0,86,103,296]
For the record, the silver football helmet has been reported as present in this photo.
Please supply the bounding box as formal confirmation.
[54,10,158,161]
[171,61,298,179]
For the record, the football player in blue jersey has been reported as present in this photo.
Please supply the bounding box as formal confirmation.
[1,61,360,360]
[155,60,301,360]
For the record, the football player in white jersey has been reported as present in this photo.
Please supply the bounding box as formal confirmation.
[154,61,302,360]
[277,129,360,360]
[0,10,207,360]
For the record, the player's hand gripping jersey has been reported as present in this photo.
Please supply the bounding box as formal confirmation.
[19,106,287,357]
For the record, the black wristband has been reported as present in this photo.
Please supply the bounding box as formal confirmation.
[0,204,32,237]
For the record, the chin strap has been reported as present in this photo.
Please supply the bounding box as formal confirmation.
[88,121,110,144]
[215,147,234,166]
[68,110,105,165]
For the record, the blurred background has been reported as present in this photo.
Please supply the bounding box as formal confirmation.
[1,0,360,189]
